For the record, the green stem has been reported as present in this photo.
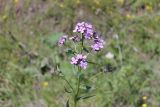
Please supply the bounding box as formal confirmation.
[81,33,84,53]
[74,34,83,107]
[74,67,81,107]
[76,76,81,95]
[74,75,81,107]
[117,38,123,67]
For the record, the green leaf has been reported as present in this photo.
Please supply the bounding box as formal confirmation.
[64,86,72,93]
[66,99,69,107]
[76,95,95,101]
[65,48,75,56]
[85,85,91,92]
[83,47,90,53]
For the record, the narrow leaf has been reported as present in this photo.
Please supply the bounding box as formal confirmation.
[65,48,75,56]
[76,95,95,101]
[66,99,69,107]
[64,86,72,93]
[81,95,95,99]
[83,47,90,53]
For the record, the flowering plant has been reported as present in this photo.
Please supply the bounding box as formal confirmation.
[58,22,105,107]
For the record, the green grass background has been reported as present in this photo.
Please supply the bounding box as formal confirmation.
[0,0,160,107]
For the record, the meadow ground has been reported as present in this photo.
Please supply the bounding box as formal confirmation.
[0,0,160,107]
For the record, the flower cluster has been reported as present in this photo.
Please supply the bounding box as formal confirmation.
[71,54,87,69]
[58,35,67,46]
[73,22,94,39]
[58,22,105,69]
[91,37,105,51]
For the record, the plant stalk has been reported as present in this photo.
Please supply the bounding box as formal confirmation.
[74,72,81,107]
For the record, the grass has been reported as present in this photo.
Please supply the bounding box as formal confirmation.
[0,0,160,107]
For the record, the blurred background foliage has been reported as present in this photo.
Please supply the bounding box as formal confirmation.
[0,0,160,107]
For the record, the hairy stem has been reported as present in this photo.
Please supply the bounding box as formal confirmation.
[74,34,83,107]
[74,67,81,107]
[74,76,80,107]
[81,33,84,53]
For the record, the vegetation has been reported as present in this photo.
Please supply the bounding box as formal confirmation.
[0,0,160,107]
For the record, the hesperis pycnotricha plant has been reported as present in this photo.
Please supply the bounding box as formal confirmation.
[58,22,105,107]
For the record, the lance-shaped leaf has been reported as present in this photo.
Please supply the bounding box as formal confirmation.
[66,99,69,107]
[83,47,90,53]
[64,86,72,93]
[65,48,75,56]
[76,95,95,101]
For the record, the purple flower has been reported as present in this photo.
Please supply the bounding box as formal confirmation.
[71,54,87,69]
[73,22,85,33]
[91,37,105,51]
[80,61,87,69]
[71,57,78,65]
[58,35,67,46]
[85,28,94,39]
[73,22,94,39]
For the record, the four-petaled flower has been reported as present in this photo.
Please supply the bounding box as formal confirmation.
[58,35,67,46]
[91,37,105,51]
[71,54,87,69]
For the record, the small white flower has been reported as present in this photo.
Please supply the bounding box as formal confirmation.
[113,34,119,40]
[133,47,138,52]
[105,52,114,59]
